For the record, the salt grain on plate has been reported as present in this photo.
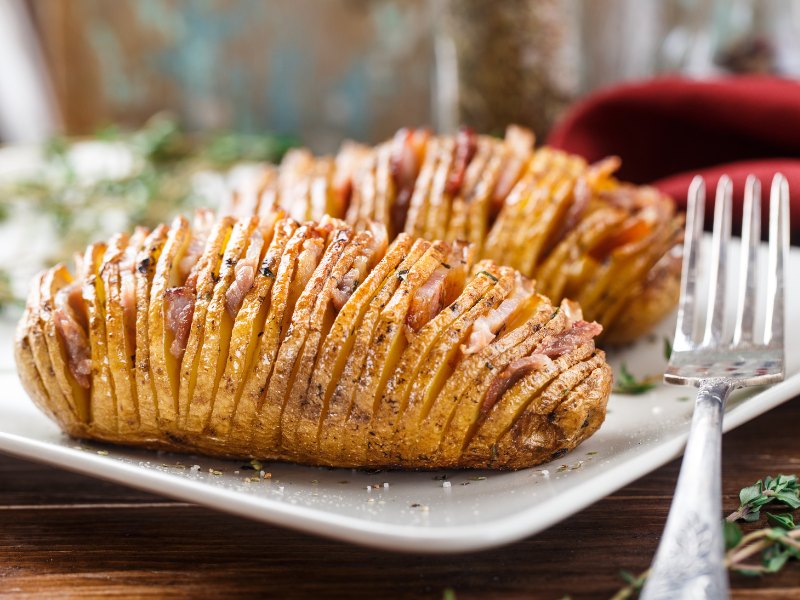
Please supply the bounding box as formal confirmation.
[442,481,452,488]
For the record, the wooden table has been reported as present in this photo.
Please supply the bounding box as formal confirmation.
[1,399,798,599]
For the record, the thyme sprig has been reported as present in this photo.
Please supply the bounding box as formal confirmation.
[0,114,295,312]
[612,363,657,395]
[611,474,800,599]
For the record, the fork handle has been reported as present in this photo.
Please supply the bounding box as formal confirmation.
[640,379,733,600]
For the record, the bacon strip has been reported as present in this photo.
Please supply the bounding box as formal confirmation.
[178,209,214,283]
[481,318,602,414]
[407,242,471,333]
[53,282,91,389]
[165,287,195,360]
[225,229,265,318]
[445,127,478,196]
[536,320,603,359]
[390,128,429,232]
[463,273,532,355]
[482,354,554,415]
[407,265,448,332]
[492,125,535,208]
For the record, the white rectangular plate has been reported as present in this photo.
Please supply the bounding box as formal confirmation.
[1,238,798,553]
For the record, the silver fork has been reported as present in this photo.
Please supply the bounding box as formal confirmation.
[640,174,789,600]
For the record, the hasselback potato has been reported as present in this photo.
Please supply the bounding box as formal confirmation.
[227,126,683,344]
[16,213,611,469]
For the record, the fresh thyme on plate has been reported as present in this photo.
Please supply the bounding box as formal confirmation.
[611,474,800,599]
[612,363,657,395]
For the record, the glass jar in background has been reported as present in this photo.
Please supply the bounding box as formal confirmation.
[434,0,581,138]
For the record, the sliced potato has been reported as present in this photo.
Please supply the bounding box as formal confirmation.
[334,240,451,465]
[462,342,598,465]
[22,271,80,430]
[317,238,431,464]
[386,266,516,465]
[280,227,384,455]
[403,138,440,239]
[491,357,611,469]
[185,217,258,434]
[175,215,236,428]
[434,301,563,466]
[103,228,148,434]
[373,265,507,465]
[82,242,117,435]
[229,223,321,455]
[258,222,351,454]
[147,216,191,431]
[292,233,412,460]
[207,218,297,440]
[134,224,169,436]
[40,265,91,426]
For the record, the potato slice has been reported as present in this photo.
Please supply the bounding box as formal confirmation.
[403,138,440,238]
[280,227,386,455]
[39,264,91,426]
[103,228,148,434]
[15,289,75,431]
[422,137,456,242]
[134,224,169,436]
[462,342,598,465]
[291,233,411,460]
[207,218,297,440]
[592,220,682,331]
[184,217,259,434]
[603,243,682,344]
[256,222,351,454]
[385,266,516,465]
[373,264,506,465]
[466,141,505,254]
[373,143,395,236]
[317,238,431,464]
[21,271,80,431]
[534,206,626,302]
[229,223,323,455]
[446,137,492,243]
[80,241,118,436]
[333,240,451,466]
[175,216,237,428]
[491,357,611,469]
[433,301,565,466]
[147,216,192,431]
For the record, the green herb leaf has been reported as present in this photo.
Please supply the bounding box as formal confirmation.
[762,545,792,573]
[612,364,656,395]
[723,520,743,549]
[663,337,673,361]
[766,512,796,530]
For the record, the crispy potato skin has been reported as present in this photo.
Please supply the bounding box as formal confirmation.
[15,126,681,468]
[250,128,682,343]
[17,218,616,469]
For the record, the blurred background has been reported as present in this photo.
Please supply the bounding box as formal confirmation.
[4,0,800,149]
[2,0,800,308]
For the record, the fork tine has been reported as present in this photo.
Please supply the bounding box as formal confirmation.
[702,175,732,346]
[764,173,789,347]
[673,176,706,350]
[733,175,761,345]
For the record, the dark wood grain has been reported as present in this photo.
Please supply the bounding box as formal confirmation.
[1,399,798,599]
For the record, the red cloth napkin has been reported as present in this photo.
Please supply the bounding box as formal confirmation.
[548,76,800,242]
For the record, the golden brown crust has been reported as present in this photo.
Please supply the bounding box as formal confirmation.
[15,214,612,470]
[258,127,681,342]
